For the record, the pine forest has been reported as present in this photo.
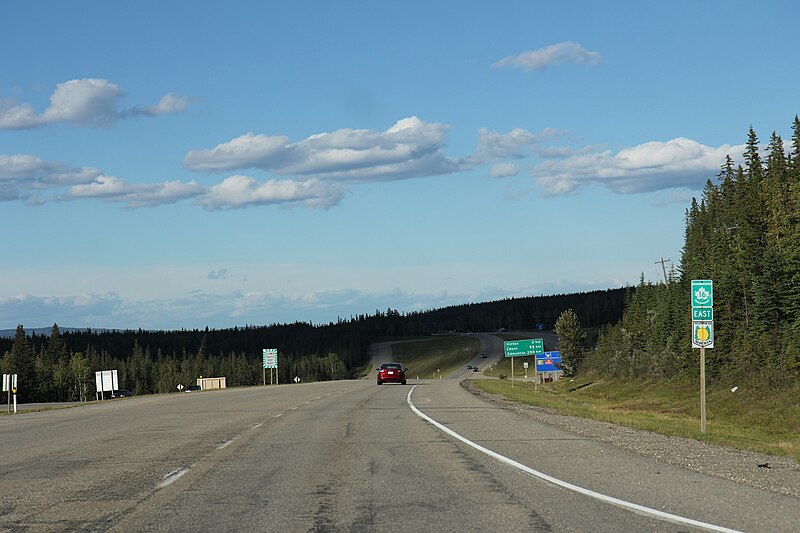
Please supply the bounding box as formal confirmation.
[587,117,800,388]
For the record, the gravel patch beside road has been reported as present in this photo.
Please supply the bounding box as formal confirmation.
[462,380,800,500]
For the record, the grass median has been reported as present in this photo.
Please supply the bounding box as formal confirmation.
[470,375,800,462]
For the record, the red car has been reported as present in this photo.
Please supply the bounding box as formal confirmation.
[377,362,406,385]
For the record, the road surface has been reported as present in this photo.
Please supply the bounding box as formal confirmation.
[1,379,797,532]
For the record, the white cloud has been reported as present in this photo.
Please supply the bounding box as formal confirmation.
[184,116,464,182]
[1,152,345,210]
[532,138,745,195]
[493,42,603,71]
[490,163,519,179]
[196,175,344,210]
[0,154,103,201]
[183,132,291,172]
[143,93,189,116]
[68,176,204,207]
[0,79,188,129]
[470,127,563,164]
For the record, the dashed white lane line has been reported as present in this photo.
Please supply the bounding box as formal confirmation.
[406,385,742,533]
[156,391,347,490]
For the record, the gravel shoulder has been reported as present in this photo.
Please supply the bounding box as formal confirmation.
[462,380,800,500]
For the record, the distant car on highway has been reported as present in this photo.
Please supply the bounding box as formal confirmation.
[472,367,479,372]
[185,385,202,392]
[377,363,406,385]
[110,389,133,398]
[480,353,487,358]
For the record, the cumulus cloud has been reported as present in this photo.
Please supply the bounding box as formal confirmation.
[0,152,344,210]
[0,154,103,201]
[184,116,464,182]
[532,138,745,195]
[469,127,563,164]
[142,93,189,116]
[490,163,519,179]
[68,177,205,208]
[0,153,204,208]
[196,175,345,210]
[0,79,188,129]
[493,42,603,71]
[3,114,740,211]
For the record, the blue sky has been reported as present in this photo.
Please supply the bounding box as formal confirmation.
[2,1,798,330]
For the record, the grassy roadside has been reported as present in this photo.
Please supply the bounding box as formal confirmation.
[390,335,481,378]
[471,375,800,463]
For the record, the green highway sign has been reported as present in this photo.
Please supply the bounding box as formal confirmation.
[691,279,713,307]
[503,339,544,357]
[692,307,713,321]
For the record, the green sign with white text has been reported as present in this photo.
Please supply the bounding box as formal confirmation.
[692,307,713,321]
[691,280,713,307]
[503,339,544,357]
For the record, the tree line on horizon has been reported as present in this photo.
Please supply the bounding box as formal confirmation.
[0,288,627,402]
[585,118,800,388]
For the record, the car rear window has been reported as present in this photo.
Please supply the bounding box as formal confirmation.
[381,364,402,370]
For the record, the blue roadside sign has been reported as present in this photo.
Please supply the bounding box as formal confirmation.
[536,351,561,372]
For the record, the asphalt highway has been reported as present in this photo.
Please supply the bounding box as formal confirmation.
[1,379,797,532]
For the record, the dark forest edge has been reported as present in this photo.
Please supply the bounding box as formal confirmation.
[581,117,800,389]
[1,288,626,403]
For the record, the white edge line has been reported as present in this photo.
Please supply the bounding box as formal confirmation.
[406,385,743,533]
[216,438,235,450]
[157,467,189,489]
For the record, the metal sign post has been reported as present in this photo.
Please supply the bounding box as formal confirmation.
[11,374,18,413]
[700,347,706,433]
[691,279,713,434]
[3,374,9,413]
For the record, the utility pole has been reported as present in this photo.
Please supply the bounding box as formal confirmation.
[655,257,671,286]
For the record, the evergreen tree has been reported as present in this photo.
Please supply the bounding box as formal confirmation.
[555,309,587,376]
[6,326,35,402]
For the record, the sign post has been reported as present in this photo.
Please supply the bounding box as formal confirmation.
[12,374,17,413]
[691,279,713,433]
[503,339,544,388]
[263,349,278,385]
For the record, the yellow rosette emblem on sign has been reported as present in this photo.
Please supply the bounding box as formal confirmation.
[692,321,714,348]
